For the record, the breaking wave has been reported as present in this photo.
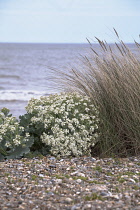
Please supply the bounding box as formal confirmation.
[0,90,56,101]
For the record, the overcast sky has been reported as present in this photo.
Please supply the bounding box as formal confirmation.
[0,0,140,43]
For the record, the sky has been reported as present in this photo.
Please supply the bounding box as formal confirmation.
[0,0,140,43]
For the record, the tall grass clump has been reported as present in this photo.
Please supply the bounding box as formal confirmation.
[52,30,140,157]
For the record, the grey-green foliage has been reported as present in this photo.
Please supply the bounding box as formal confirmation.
[19,111,51,156]
[0,108,33,160]
[20,92,99,157]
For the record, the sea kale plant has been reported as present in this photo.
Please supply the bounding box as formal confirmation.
[0,108,33,160]
[20,92,99,157]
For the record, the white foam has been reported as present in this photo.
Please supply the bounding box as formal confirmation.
[0,90,57,101]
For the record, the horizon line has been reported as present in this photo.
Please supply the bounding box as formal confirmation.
[0,41,136,45]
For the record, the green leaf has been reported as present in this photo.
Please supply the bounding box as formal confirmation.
[7,146,30,159]
[0,147,7,156]
[0,153,5,161]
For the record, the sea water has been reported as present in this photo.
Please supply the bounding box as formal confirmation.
[0,43,138,118]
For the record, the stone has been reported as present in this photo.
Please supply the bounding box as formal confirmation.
[71,204,82,210]
[64,197,73,204]
[38,174,44,177]
[76,179,82,183]
[49,165,56,168]
[100,191,112,197]
[55,179,62,184]
[83,204,92,209]
[128,178,136,183]
[76,172,85,177]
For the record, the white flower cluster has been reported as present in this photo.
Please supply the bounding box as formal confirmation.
[26,92,99,157]
[0,113,30,150]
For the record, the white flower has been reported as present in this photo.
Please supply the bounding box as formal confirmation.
[74,109,79,115]
[5,142,11,147]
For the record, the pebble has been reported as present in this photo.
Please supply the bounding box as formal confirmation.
[55,179,62,184]
[76,179,82,183]
[111,194,120,200]
[60,159,64,162]
[49,164,56,168]
[83,204,92,209]
[76,172,85,177]
[64,197,73,204]
[128,178,136,183]
[71,171,78,175]
[66,167,71,171]
[71,204,82,210]
[38,174,44,177]
[100,191,112,197]
[49,157,56,161]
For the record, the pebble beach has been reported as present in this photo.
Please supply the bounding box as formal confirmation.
[0,156,140,210]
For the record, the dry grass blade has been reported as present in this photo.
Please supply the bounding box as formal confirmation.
[115,42,124,56]
[113,28,119,38]
[95,37,106,52]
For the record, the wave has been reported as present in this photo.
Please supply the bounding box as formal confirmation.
[0,90,57,101]
[0,74,20,79]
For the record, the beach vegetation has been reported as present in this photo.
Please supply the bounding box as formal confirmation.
[1,30,140,159]
[52,30,140,157]
[0,108,33,160]
[20,92,99,157]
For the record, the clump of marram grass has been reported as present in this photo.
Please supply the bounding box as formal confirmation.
[51,30,140,157]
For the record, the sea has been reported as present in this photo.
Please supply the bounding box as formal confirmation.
[0,43,139,118]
